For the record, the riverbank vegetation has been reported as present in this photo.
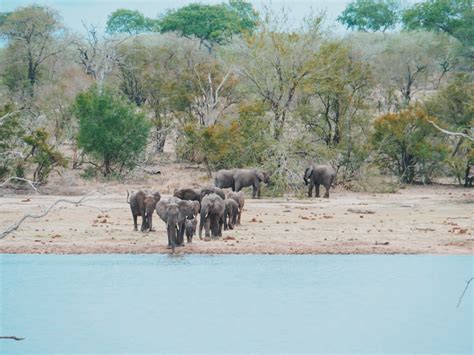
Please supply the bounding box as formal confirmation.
[0,0,472,193]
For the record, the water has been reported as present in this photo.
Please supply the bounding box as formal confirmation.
[1,255,472,354]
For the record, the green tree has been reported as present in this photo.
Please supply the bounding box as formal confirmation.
[0,6,65,90]
[337,0,401,32]
[402,0,473,51]
[425,74,474,185]
[371,107,449,183]
[23,128,67,183]
[106,9,157,35]
[158,1,258,52]
[73,86,151,176]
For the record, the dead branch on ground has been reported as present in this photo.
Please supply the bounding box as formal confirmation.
[0,177,39,194]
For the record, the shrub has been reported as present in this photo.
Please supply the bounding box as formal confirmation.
[73,86,151,176]
[371,107,449,183]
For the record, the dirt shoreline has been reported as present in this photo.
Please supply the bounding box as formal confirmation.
[0,185,472,255]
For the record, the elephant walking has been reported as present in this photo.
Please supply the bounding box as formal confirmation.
[224,198,239,230]
[214,168,270,198]
[199,193,225,239]
[127,190,161,232]
[303,165,336,198]
[227,191,245,225]
[155,200,181,250]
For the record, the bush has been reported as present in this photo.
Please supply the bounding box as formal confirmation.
[344,166,400,193]
[23,128,67,183]
[177,101,274,176]
[371,107,449,183]
[73,85,151,176]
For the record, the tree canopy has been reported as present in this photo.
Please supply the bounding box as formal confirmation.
[337,0,401,32]
[158,0,258,52]
[106,9,157,35]
[402,0,473,49]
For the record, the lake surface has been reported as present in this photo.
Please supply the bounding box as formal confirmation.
[1,255,472,354]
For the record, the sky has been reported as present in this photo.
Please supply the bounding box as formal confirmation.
[1,0,355,34]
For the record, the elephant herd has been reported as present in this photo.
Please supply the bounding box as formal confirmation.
[127,165,335,251]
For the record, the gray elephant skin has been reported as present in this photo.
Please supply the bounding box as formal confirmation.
[173,188,202,202]
[185,218,197,243]
[200,186,225,200]
[155,200,181,250]
[171,197,200,245]
[199,193,225,239]
[303,165,336,198]
[224,198,239,230]
[128,190,161,232]
[227,191,245,225]
[214,168,270,198]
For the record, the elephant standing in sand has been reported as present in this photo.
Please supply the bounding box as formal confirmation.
[227,191,245,225]
[214,169,270,198]
[128,190,161,232]
[303,165,336,198]
[224,198,239,230]
[199,193,225,239]
[155,200,181,250]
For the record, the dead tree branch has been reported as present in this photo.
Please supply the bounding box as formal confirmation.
[428,121,474,142]
[0,193,102,239]
[0,177,39,194]
[457,277,474,308]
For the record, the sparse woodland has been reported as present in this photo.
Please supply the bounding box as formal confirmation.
[0,0,472,195]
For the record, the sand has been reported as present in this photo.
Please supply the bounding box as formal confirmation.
[0,184,472,255]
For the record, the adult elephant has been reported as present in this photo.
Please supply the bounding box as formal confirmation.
[199,193,225,239]
[200,186,225,200]
[233,169,270,199]
[227,191,245,225]
[214,169,236,190]
[173,188,202,202]
[155,200,181,250]
[170,196,200,245]
[127,190,161,232]
[303,165,336,198]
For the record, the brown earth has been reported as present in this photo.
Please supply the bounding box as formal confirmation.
[0,184,472,255]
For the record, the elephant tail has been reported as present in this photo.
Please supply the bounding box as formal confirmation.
[126,189,131,204]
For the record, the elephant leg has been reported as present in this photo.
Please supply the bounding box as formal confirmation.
[148,216,154,232]
[224,213,228,230]
[323,185,330,198]
[315,184,320,198]
[178,221,185,246]
[133,215,138,231]
[308,183,313,198]
[237,209,242,225]
[252,182,259,199]
[205,218,211,238]
[141,216,147,232]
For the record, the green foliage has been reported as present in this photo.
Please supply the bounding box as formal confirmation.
[23,128,67,183]
[73,86,151,176]
[337,0,401,32]
[402,0,473,50]
[425,74,474,184]
[371,107,449,183]
[177,101,273,174]
[106,9,157,35]
[158,1,258,52]
[0,105,23,179]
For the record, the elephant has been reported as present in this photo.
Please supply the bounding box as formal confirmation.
[155,200,181,250]
[227,191,245,225]
[224,198,239,230]
[169,197,200,245]
[303,165,336,198]
[127,190,161,232]
[173,188,202,202]
[199,193,225,239]
[185,218,198,243]
[200,186,226,200]
[233,169,271,198]
[214,169,236,190]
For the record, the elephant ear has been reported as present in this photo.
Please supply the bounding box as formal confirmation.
[303,166,314,185]
[256,171,265,182]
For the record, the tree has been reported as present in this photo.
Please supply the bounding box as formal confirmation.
[337,0,401,32]
[0,6,66,90]
[158,1,258,53]
[402,0,473,51]
[106,9,157,35]
[371,107,449,183]
[425,75,474,185]
[229,12,325,139]
[73,86,151,176]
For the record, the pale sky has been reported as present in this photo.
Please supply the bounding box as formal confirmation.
[2,0,354,34]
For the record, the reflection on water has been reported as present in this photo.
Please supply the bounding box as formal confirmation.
[1,255,472,354]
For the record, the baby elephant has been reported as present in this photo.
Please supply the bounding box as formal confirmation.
[224,198,239,230]
[185,218,198,243]
[227,191,245,225]
[128,190,161,232]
